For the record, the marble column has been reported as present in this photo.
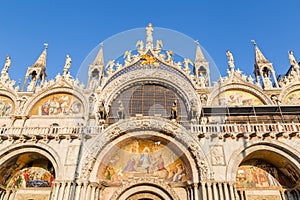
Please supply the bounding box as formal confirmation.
[239,190,244,200]
[194,183,200,200]
[80,182,88,200]
[218,183,224,200]
[63,182,72,200]
[207,182,213,200]
[8,191,15,200]
[90,184,97,200]
[186,187,191,200]
[223,183,230,200]
[85,184,92,200]
[233,184,238,200]
[54,182,60,200]
[74,181,82,200]
[58,182,66,200]
[229,183,235,200]
[200,182,207,200]
[212,182,219,200]
[95,187,100,200]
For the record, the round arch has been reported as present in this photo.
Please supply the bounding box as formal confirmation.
[279,83,300,104]
[97,68,201,115]
[80,116,211,183]
[23,87,88,116]
[208,83,272,106]
[114,183,178,200]
[226,140,300,182]
[0,142,64,179]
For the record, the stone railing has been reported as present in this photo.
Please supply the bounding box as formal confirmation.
[0,126,105,141]
[191,122,300,138]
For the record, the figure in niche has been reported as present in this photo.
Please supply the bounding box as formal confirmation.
[138,147,151,173]
[63,54,72,76]
[170,100,178,121]
[198,72,206,87]
[27,71,38,91]
[263,74,273,89]
[118,100,125,120]
[97,101,107,124]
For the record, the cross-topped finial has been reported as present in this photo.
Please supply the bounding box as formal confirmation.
[44,43,48,49]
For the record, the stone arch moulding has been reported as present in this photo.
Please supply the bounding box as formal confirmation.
[80,117,211,183]
[0,142,64,179]
[112,182,179,200]
[97,69,201,114]
[23,87,88,116]
[207,83,272,105]
[226,140,300,182]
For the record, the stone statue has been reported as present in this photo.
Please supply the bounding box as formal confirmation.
[106,60,115,76]
[289,50,299,72]
[118,100,125,120]
[226,50,234,72]
[170,100,178,121]
[136,40,144,51]
[155,40,163,50]
[183,58,192,74]
[263,75,273,89]
[1,56,11,82]
[146,23,153,49]
[198,72,206,88]
[124,51,131,66]
[166,50,174,63]
[2,56,11,73]
[97,101,107,123]
[63,54,72,76]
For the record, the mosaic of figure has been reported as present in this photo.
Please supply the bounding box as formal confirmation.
[283,90,300,105]
[236,159,297,189]
[214,90,264,106]
[99,139,189,183]
[0,96,13,116]
[0,153,55,189]
[30,94,82,115]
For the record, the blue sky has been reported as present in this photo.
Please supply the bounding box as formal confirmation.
[1,0,300,83]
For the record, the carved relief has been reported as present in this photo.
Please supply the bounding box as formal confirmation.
[210,145,225,166]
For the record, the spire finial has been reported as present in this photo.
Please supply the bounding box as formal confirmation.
[44,43,48,49]
[251,40,256,46]
[146,23,154,49]
[251,40,269,64]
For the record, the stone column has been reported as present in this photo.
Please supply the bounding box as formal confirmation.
[63,181,72,200]
[58,182,66,200]
[85,184,92,200]
[95,186,100,200]
[200,182,207,200]
[90,183,97,200]
[223,183,230,200]
[74,181,82,200]
[229,183,235,200]
[218,183,224,200]
[186,186,191,200]
[212,182,219,200]
[207,182,213,200]
[239,190,244,200]
[53,182,60,200]
[8,191,15,200]
[233,184,239,200]
[80,182,88,200]
[194,183,200,200]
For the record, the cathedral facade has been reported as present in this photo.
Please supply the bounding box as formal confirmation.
[0,24,300,200]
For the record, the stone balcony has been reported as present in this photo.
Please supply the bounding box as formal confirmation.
[0,122,299,142]
[191,122,300,139]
